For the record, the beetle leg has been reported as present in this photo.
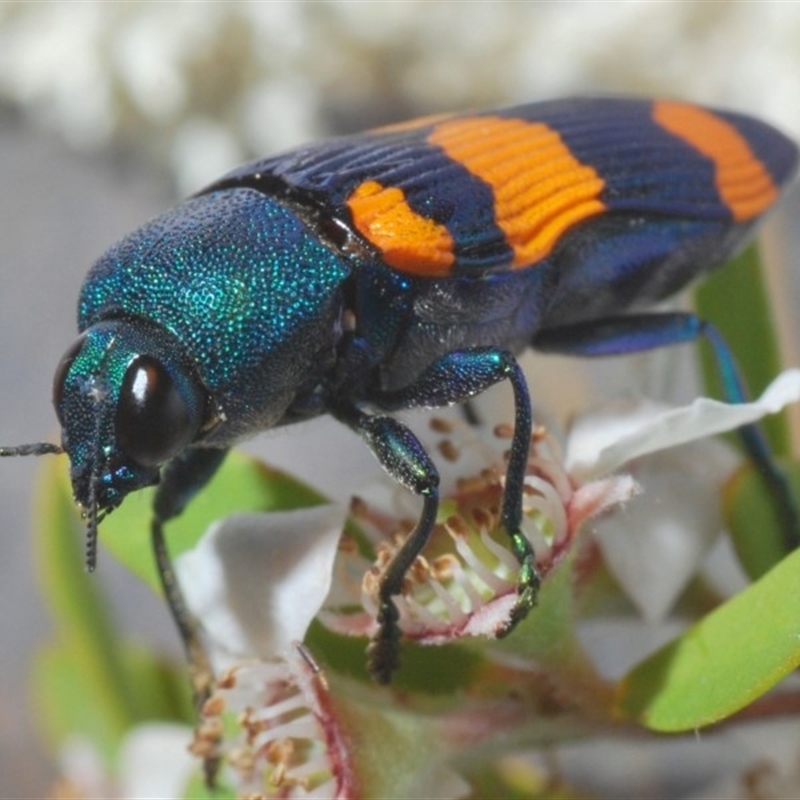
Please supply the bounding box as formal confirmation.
[368,348,541,645]
[535,312,800,550]
[332,405,440,682]
[151,446,228,784]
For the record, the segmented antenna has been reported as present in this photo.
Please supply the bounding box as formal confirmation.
[85,476,99,573]
[0,442,106,572]
[0,442,63,457]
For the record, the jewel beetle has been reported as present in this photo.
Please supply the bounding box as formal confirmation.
[2,97,798,694]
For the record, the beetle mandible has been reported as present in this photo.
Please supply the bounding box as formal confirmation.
[2,97,798,695]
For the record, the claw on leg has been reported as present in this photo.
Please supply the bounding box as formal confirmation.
[498,531,541,637]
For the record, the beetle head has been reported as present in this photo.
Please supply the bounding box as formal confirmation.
[52,319,211,567]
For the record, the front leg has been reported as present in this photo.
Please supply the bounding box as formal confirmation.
[372,348,540,635]
[339,347,540,681]
[150,446,228,784]
[333,404,440,682]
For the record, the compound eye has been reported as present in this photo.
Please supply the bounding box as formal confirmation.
[116,356,200,468]
[52,334,87,424]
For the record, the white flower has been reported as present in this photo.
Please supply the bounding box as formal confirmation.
[176,505,346,669]
[569,370,800,620]
[174,504,354,798]
[148,369,800,796]
[317,369,800,641]
[54,725,196,800]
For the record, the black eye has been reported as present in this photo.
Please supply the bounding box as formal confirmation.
[116,356,201,468]
[53,334,87,424]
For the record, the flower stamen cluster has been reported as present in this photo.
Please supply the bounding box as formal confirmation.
[321,415,634,644]
[199,650,354,799]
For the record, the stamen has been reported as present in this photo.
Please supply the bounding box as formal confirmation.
[429,416,455,434]
[451,532,513,593]
[426,578,470,623]
[524,476,568,542]
[202,653,350,798]
[437,439,460,462]
[478,528,520,572]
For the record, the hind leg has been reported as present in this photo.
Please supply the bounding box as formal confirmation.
[535,312,799,549]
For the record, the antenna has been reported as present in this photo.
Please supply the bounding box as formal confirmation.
[1,442,109,572]
[0,443,105,569]
[0,442,63,457]
[85,474,99,573]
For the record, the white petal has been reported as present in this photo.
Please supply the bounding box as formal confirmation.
[117,723,195,799]
[175,505,346,665]
[567,369,800,482]
[593,439,735,620]
[57,737,112,799]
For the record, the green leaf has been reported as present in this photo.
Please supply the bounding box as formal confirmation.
[33,456,138,751]
[330,683,463,800]
[617,541,800,730]
[725,459,800,579]
[464,757,594,799]
[32,640,192,764]
[32,642,124,764]
[307,620,485,693]
[489,548,613,714]
[101,450,326,592]
[181,773,234,800]
[694,243,790,457]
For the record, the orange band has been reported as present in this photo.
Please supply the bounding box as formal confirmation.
[653,101,779,222]
[346,180,456,276]
[428,116,606,268]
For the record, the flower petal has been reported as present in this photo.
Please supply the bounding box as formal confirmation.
[205,651,354,799]
[566,369,800,482]
[56,736,113,799]
[593,439,735,619]
[175,505,347,665]
[117,723,196,800]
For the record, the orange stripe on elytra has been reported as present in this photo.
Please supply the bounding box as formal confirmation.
[653,101,779,221]
[369,112,452,135]
[428,117,606,268]
[346,180,455,276]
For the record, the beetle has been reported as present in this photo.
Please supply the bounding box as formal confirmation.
[1,97,798,695]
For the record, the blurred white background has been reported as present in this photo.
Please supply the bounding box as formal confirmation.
[1,2,800,796]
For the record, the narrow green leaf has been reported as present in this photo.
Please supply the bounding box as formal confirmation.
[32,640,192,764]
[617,542,800,730]
[694,243,790,456]
[725,460,800,579]
[33,456,138,749]
[123,645,194,725]
[32,642,124,764]
[101,450,326,592]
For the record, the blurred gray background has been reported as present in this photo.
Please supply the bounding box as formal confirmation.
[0,115,169,795]
[1,2,800,797]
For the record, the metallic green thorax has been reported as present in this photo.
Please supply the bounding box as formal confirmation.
[77,188,353,443]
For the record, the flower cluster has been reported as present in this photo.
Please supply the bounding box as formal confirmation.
[89,368,798,798]
[2,3,800,193]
